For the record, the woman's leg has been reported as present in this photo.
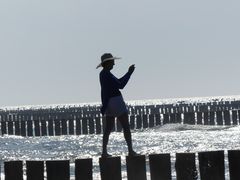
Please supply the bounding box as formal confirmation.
[118,113,135,153]
[102,116,115,156]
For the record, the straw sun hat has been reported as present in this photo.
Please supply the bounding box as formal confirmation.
[96,53,121,69]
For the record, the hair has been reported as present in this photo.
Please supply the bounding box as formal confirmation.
[102,60,114,68]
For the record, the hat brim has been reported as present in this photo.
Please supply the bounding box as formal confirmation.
[96,57,121,69]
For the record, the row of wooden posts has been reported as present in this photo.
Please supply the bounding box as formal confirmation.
[0,109,240,136]
[1,99,240,136]
[2,150,240,180]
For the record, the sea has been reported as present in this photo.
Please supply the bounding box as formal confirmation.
[1,95,240,179]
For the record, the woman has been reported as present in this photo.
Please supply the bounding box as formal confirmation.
[97,53,138,157]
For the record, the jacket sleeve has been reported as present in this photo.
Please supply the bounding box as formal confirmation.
[110,71,132,89]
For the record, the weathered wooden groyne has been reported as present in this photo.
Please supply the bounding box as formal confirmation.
[3,150,240,180]
[1,99,240,136]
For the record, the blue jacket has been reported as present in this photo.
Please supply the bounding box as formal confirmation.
[99,69,132,115]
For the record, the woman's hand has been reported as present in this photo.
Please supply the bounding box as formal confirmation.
[128,64,135,74]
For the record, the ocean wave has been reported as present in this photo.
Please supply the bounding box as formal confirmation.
[1,94,240,110]
[137,123,237,133]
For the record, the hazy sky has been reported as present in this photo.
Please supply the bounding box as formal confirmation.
[0,0,240,107]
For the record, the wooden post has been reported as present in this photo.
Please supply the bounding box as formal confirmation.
[82,118,88,134]
[209,111,215,125]
[61,119,68,135]
[99,157,122,180]
[65,113,74,135]
[132,106,136,114]
[142,114,148,128]
[203,112,209,125]
[149,154,172,180]
[48,119,54,136]
[7,116,14,135]
[197,112,203,125]
[41,117,47,136]
[183,105,188,113]
[75,158,93,180]
[163,114,170,125]
[76,117,82,135]
[155,114,161,126]
[195,105,200,112]
[159,105,164,114]
[1,120,7,135]
[95,117,102,134]
[88,118,95,134]
[26,161,44,180]
[238,110,240,123]
[217,103,223,111]
[5,161,23,180]
[228,150,240,180]
[27,119,33,137]
[152,107,160,114]
[0,114,3,135]
[126,155,147,180]
[175,153,197,180]
[136,115,142,129]
[46,160,70,180]
[176,113,182,123]
[225,101,231,110]
[209,104,216,112]
[1,114,8,135]
[68,118,75,135]
[202,105,209,113]
[172,106,178,114]
[188,105,194,112]
[183,113,195,125]
[149,114,154,128]
[14,116,21,136]
[20,120,26,136]
[62,114,68,135]
[54,119,61,136]
[177,105,183,113]
[231,110,238,125]
[216,111,223,125]
[34,119,41,137]
[198,151,225,180]
[223,110,231,125]
[145,105,152,114]
[164,106,170,114]
[137,106,144,115]
[169,113,176,123]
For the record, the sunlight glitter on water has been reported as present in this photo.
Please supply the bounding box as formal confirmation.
[0,124,240,179]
